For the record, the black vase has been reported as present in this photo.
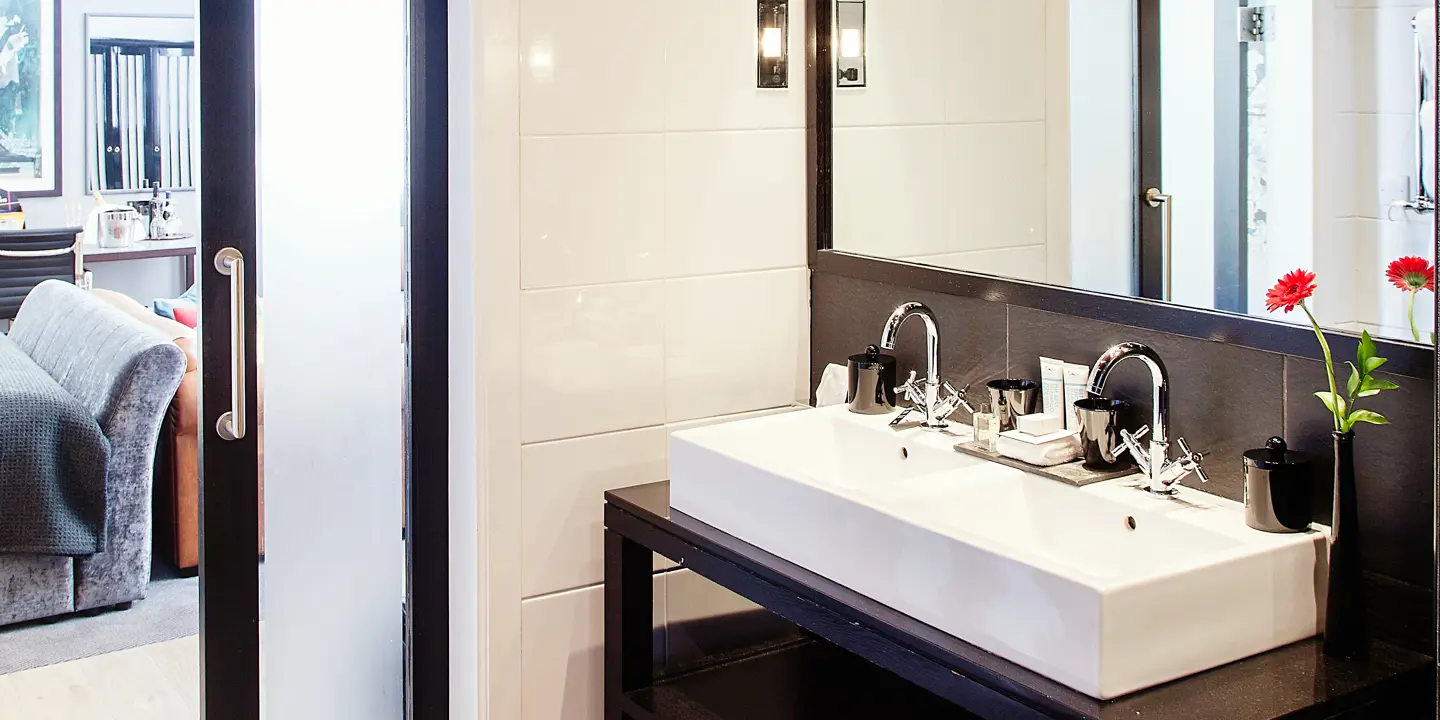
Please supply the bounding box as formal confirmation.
[1323,431,1368,660]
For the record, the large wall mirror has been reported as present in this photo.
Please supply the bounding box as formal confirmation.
[824,1,1437,346]
[84,14,196,194]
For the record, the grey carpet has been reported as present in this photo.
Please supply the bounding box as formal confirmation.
[0,574,198,675]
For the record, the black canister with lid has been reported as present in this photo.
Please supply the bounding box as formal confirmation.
[846,345,897,415]
[1243,437,1315,533]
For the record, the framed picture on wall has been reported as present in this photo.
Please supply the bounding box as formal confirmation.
[0,0,59,198]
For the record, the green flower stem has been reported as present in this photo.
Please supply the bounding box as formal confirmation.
[1301,302,1341,431]
[1408,289,1420,343]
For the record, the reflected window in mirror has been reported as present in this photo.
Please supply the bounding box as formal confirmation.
[85,15,196,193]
[826,2,1437,345]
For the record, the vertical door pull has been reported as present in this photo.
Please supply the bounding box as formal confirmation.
[1145,188,1174,301]
[215,247,247,440]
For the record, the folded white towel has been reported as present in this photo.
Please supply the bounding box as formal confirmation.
[815,363,849,407]
[996,431,1082,467]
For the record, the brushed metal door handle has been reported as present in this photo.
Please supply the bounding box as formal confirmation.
[214,247,247,441]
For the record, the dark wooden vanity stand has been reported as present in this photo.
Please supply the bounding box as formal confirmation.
[604,482,1434,720]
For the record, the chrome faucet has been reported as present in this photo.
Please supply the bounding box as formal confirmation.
[1085,342,1208,495]
[879,302,972,430]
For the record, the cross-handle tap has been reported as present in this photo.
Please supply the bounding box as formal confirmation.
[1116,429,1208,493]
[889,372,974,429]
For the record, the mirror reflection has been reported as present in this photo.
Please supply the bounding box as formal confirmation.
[830,2,1437,344]
[85,14,196,193]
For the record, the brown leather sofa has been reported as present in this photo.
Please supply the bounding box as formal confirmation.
[92,289,264,571]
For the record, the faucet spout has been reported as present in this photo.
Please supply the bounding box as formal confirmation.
[879,301,941,388]
[1085,342,1169,445]
[879,302,964,431]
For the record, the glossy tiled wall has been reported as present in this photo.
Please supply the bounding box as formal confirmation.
[513,1,810,717]
[1323,0,1436,337]
[831,0,1067,283]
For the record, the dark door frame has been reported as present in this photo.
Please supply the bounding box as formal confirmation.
[197,0,449,717]
[1135,0,1161,300]
[1134,0,1249,309]
[197,1,260,717]
[406,0,450,716]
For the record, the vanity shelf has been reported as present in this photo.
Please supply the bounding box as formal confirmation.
[604,482,1434,720]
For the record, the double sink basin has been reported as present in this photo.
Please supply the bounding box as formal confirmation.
[669,406,1327,700]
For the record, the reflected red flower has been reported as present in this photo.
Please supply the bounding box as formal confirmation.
[1265,269,1317,314]
[1385,256,1435,293]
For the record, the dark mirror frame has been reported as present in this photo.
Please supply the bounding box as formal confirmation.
[805,0,1437,381]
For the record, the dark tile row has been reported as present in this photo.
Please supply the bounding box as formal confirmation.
[811,272,1436,620]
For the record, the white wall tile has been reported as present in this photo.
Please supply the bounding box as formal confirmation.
[521,282,667,443]
[665,131,807,277]
[663,0,806,131]
[521,135,666,289]
[1353,112,1417,219]
[1350,7,1425,116]
[522,428,668,598]
[833,126,950,258]
[833,0,947,127]
[947,122,1048,251]
[944,0,1047,123]
[665,269,807,423]
[521,586,603,720]
[521,580,664,720]
[1332,9,1361,114]
[1328,113,1361,219]
[520,0,666,135]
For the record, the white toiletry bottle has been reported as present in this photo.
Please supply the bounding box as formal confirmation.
[973,403,1000,453]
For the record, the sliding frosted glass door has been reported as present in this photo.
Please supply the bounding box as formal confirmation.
[256,0,407,716]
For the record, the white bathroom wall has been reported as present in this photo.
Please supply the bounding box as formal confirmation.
[1331,0,1435,340]
[491,1,812,718]
[831,0,1070,284]
[1250,0,1434,339]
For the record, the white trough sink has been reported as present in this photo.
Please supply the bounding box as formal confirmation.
[669,406,1327,699]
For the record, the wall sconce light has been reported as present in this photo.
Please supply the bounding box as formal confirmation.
[757,1,788,89]
[836,0,866,87]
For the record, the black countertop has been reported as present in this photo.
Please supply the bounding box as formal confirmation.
[605,482,1435,720]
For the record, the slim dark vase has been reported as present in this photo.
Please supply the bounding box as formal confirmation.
[1324,431,1368,660]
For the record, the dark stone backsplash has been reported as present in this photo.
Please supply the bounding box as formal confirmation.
[812,272,1436,653]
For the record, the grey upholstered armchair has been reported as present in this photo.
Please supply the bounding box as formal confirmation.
[0,280,185,626]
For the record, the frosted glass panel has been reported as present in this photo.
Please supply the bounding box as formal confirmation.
[257,0,406,716]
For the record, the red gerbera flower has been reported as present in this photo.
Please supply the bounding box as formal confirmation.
[1385,256,1435,293]
[1265,269,1317,314]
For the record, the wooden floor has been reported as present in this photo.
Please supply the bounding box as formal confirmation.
[0,636,199,720]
